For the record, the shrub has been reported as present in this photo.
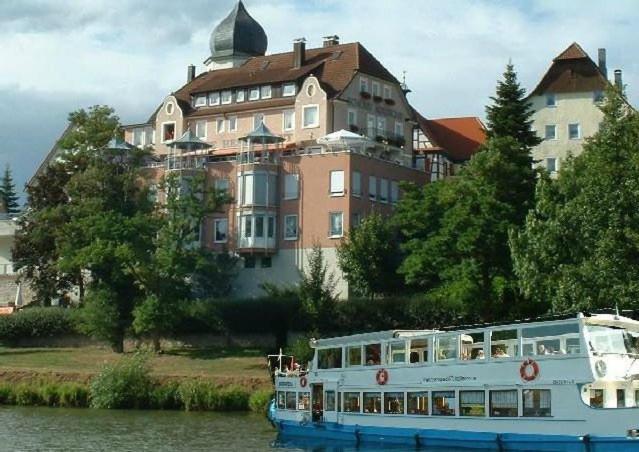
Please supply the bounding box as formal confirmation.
[178,380,213,411]
[90,353,153,409]
[0,307,80,345]
[58,383,89,408]
[14,384,42,406]
[149,381,181,410]
[217,386,250,411]
[0,383,14,404]
[249,389,273,414]
[38,383,60,406]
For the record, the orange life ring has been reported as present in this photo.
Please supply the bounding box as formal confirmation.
[520,358,540,382]
[300,376,308,388]
[376,368,389,385]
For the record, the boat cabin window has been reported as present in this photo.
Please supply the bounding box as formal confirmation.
[585,325,636,356]
[343,392,361,412]
[337,392,341,412]
[636,390,639,408]
[298,392,310,410]
[286,391,297,410]
[432,391,456,416]
[388,341,406,364]
[590,389,604,408]
[407,392,429,415]
[617,389,626,408]
[277,391,286,409]
[318,347,342,369]
[363,392,382,414]
[523,389,551,417]
[490,390,518,417]
[347,345,362,367]
[522,323,580,356]
[459,391,485,416]
[325,391,336,411]
[384,392,404,414]
[409,338,429,363]
[365,343,382,366]
[461,332,486,360]
[436,335,458,361]
[490,329,517,358]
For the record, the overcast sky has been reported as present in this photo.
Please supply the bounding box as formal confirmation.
[1,0,637,199]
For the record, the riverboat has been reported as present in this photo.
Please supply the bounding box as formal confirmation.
[267,312,639,451]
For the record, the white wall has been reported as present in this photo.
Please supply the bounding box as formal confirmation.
[0,220,16,275]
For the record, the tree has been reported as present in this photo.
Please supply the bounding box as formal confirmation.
[0,165,20,214]
[337,212,404,299]
[300,243,336,333]
[511,87,639,313]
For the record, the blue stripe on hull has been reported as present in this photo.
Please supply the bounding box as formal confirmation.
[275,420,639,451]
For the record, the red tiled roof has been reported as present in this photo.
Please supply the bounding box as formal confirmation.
[554,42,589,61]
[414,111,486,162]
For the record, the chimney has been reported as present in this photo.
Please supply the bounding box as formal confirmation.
[597,48,607,79]
[323,35,340,47]
[293,38,306,68]
[187,64,196,83]
[614,69,623,90]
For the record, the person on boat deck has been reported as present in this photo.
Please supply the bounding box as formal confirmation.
[476,350,485,359]
[538,344,550,355]
[493,346,509,358]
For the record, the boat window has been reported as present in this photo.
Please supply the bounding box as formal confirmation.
[337,392,341,412]
[384,392,404,414]
[432,391,456,416]
[347,345,362,367]
[277,391,286,409]
[522,389,551,417]
[490,390,518,417]
[388,341,406,364]
[436,336,458,361]
[409,338,429,363]
[617,389,626,408]
[490,330,517,358]
[318,347,342,369]
[407,392,429,415]
[325,391,336,411]
[363,392,382,414]
[459,391,485,416]
[343,392,361,412]
[636,390,639,408]
[365,343,382,366]
[585,325,635,356]
[522,323,581,356]
[590,389,604,408]
[462,332,485,360]
[286,391,297,410]
[297,392,310,410]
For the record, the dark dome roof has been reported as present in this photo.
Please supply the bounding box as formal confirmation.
[209,1,267,60]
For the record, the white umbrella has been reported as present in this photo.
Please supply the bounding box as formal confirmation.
[317,129,367,144]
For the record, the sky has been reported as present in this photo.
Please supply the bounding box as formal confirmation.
[1,0,638,199]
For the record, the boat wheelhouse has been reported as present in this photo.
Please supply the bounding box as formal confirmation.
[268,313,639,451]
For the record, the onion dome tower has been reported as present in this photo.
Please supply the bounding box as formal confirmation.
[205,1,268,71]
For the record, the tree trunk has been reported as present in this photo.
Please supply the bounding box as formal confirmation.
[111,336,125,353]
[152,334,161,353]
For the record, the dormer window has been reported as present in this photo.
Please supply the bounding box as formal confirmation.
[209,92,220,106]
[546,93,556,107]
[236,89,245,102]
[193,95,207,107]
[360,77,369,93]
[383,85,391,99]
[261,85,272,99]
[282,83,296,97]
[221,90,232,104]
[249,87,260,101]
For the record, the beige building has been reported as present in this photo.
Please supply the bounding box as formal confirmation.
[0,214,19,308]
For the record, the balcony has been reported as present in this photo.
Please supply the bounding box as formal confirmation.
[166,156,207,171]
[360,128,406,148]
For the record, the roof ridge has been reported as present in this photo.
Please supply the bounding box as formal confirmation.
[554,42,589,61]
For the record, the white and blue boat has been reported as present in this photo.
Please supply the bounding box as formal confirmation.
[268,312,639,450]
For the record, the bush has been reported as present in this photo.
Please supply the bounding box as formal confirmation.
[90,353,153,409]
[14,384,42,406]
[149,381,181,410]
[178,380,213,411]
[0,383,14,404]
[249,389,273,414]
[58,383,89,407]
[217,386,250,411]
[0,307,80,344]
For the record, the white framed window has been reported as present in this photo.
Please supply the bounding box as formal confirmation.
[377,117,386,136]
[395,121,403,138]
[546,93,556,107]
[544,125,557,140]
[162,122,176,143]
[208,92,220,106]
[215,178,229,195]
[133,128,145,147]
[348,109,357,127]
[253,113,265,129]
[284,215,298,240]
[366,114,375,137]
[383,85,392,99]
[369,175,377,200]
[360,77,369,93]
[329,212,343,238]
[390,181,399,204]
[372,81,381,97]
[214,219,228,243]
[147,129,155,145]
[302,105,319,128]
[284,173,299,200]
[236,89,245,102]
[330,170,345,196]
[221,90,232,104]
[546,157,558,173]
[165,102,175,115]
[261,85,272,99]
[282,82,296,97]
[249,87,260,101]
[380,178,389,203]
[216,118,225,134]
[228,116,237,132]
[568,123,581,140]
[283,110,295,131]
[194,120,207,139]
[194,95,207,107]
[351,171,361,197]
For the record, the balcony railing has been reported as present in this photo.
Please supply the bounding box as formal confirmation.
[359,128,405,147]
[166,157,207,171]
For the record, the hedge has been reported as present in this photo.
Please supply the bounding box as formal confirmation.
[0,307,80,345]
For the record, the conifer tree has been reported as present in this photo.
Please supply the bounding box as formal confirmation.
[1,165,20,214]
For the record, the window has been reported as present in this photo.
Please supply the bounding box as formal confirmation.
[618,389,626,408]
[260,256,272,268]
[267,216,275,238]
[436,335,458,361]
[462,332,486,360]
[635,390,639,407]
[545,125,557,140]
[306,84,315,96]
[390,181,399,204]
[214,219,228,243]
[220,90,232,104]
[325,391,336,411]
[194,120,207,139]
[568,123,581,140]
[208,92,220,106]
[377,117,386,136]
[244,255,255,268]
[286,392,296,410]
[460,391,485,416]
[283,110,295,131]
[282,83,296,97]
[368,176,377,200]
[383,85,391,99]
[384,392,404,414]
[360,77,369,93]
[284,215,298,240]
[546,157,557,173]
[490,390,517,417]
[395,122,403,139]
[409,338,429,363]
[284,173,299,200]
[365,343,381,366]
[261,85,272,99]
[590,389,604,408]
[249,87,260,100]
[252,113,265,130]
[165,102,174,115]
[330,170,345,196]
[343,392,360,412]
[329,212,343,237]
[277,392,286,409]
[162,123,175,142]
[194,95,207,107]
[407,392,428,415]
[546,93,556,107]
[523,389,551,417]
[133,128,144,147]
[380,178,389,203]
[318,348,342,369]
[594,90,604,103]
[228,116,237,132]
[255,216,264,238]
[298,392,310,410]
[243,215,252,238]
[432,391,455,416]
[363,392,382,414]
[348,109,357,127]
[372,81,381,97]
[236,89,245,102]
[388,342,406,364]
[366,115,375,138]
[347,346,362,367]
[302,105,319,128]
[352,213,361,228]
[351,171,361,196]
[216,118,225,134]
[491,329,517,358]
[521,323,580,356]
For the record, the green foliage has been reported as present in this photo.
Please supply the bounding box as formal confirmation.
[248,389,274,414]
[512,87,639,313]
[0,164,20,214]
[299,243,337,332]
[0,308,79,345]
[0,381,87,407]
[285,335,314,366]
[57,383,89,407]
[149,381,181,410]
[89,353,153,409]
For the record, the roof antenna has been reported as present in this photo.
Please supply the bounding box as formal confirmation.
[401,70,411,94]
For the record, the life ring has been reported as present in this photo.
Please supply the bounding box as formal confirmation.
[376,368,389,385]
[520,358,540,382]
[300,376,308,388]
